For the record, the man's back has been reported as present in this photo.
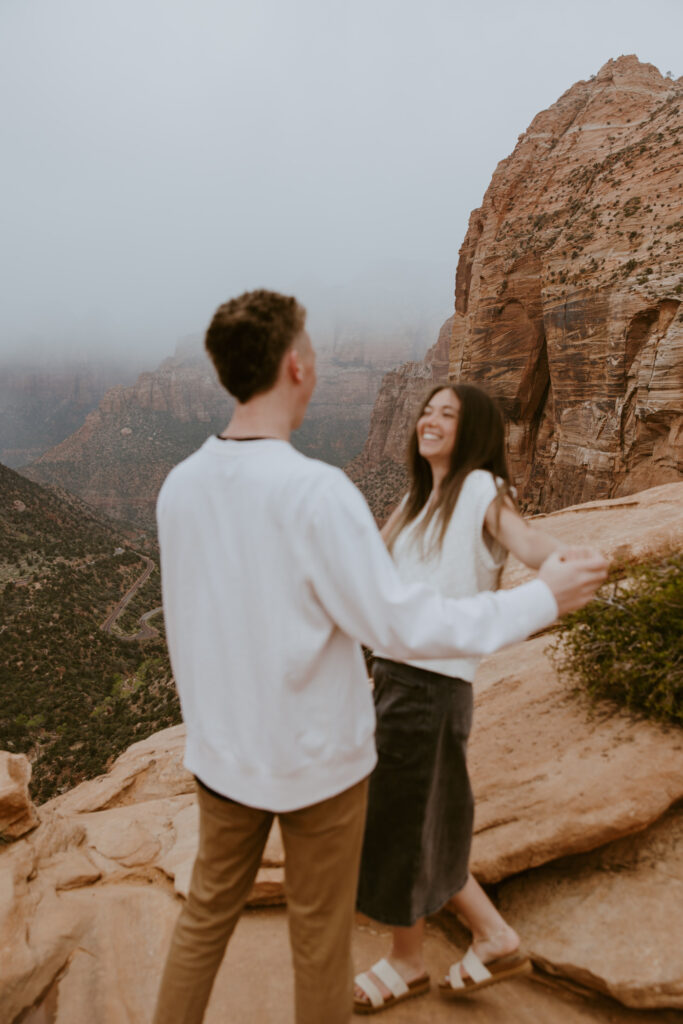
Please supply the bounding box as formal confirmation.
[157,435,376,813]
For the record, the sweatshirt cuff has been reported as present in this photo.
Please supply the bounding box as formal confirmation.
[504,578,558,640]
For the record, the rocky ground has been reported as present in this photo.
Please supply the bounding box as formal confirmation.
[1,481,682,1023]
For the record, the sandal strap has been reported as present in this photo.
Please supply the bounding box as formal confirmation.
[354,972,384,1009]
[372,958,409,998]
[447,962,465,989]
[448,946,493,989]
[462,947,492,984]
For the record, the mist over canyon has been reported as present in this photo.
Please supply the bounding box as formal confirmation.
[13,329,430,529]
[5,56,683,533]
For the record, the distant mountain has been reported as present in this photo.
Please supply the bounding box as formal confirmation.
[20,340,415,528]
[0,359,137,468]
[0,464,178,803]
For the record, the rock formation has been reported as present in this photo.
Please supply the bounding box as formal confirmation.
[19,353,232,528]
[2,482,682,1021]
[351,56,683,518]
[498,804,683,1010]
[450,55,682,511]
[0,753,39,839]
[0,361,134,469]
[471,481,683,883]
[20,343,409,528]
[345,316,452,521]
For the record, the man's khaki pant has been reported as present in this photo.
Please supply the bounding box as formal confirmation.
[152,776,368,1024]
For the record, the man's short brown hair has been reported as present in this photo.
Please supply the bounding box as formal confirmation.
[205,289,307,403]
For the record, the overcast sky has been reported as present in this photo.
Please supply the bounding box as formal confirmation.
[1,0,681,365]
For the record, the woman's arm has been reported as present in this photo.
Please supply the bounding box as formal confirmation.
[484,496,566,570]
[305,474,606,659]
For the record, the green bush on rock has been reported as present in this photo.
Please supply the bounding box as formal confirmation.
[553,554,682,726]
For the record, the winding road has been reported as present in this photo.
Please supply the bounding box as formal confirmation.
[100,557,162,640]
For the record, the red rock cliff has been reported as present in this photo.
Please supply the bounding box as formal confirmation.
[345,317,452,520]
[351,57,683,518]
[451,55,682,510]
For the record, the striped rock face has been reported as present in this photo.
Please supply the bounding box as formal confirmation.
[449,55,683,512]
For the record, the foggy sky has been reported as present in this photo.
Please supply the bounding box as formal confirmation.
[1,0,681,364]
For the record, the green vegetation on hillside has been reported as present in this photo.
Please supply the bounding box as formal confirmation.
[553,554,682,726]
[0,464,179,803]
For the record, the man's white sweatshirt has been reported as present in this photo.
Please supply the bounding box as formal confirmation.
[157,437,557,812]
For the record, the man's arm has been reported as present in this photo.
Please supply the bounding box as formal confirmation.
[539,547,608,616]
[304,476,607,661]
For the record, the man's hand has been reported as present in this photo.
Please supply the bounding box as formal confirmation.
[538,547,608,616]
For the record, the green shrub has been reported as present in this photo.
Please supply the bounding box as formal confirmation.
[552,555,682,726]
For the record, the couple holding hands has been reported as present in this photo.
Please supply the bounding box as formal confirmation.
[153,289,607,1023]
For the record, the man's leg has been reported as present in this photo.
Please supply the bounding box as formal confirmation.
[152,783,273,1024]
[279,777,369,1024]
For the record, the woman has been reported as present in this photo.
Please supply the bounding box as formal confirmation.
[353,383,565,1015]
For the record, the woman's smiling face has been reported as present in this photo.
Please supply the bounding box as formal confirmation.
[416,388,460,464]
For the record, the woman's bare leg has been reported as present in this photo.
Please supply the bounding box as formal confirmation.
[446,873,519,977]
[355,876,521,1002]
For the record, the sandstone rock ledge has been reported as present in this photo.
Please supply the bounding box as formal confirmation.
[0,728,286,1024]
[498,804,683,1010]
[2,732,681,1022]
[468,482,683,883]
[4,715,682,1018]
[469,634,683,885]
[1,483,682,1020]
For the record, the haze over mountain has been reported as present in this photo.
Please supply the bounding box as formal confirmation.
[2,0,681,368]
[8,55,683,536]
[0,357,140,468]
[18,330,430,528]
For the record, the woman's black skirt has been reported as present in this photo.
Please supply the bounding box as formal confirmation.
[356,657,474,927]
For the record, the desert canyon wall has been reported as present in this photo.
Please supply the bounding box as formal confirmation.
[0,363,135,469]
[345,317,451,519]
[353,57,683,517]
[20,343,405,528]
[20,354,230,527]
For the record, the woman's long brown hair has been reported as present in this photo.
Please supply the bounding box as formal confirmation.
[384,383,514,556]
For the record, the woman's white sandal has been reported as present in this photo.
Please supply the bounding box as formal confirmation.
[354,958,430,1015]
[439,946,531,998]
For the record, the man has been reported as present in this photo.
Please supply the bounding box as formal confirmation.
[153,289,607,1024]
